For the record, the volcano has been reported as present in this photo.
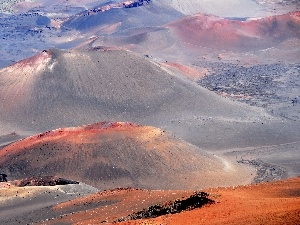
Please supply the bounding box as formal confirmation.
[0,122,253,190]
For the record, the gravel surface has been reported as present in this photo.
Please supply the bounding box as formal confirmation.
[198,62,300,121]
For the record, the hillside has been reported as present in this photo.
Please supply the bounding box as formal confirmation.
[0,40,299,194]
[167,12,300,52]
[1,49,299,150]
[0,122,253,190]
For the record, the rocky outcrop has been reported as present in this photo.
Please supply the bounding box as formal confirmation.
[83,0,151,16]
[13,176,79,187]
[116,191,214,221]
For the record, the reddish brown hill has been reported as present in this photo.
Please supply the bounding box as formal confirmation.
[167,12,300,52]
[0,122,253,190]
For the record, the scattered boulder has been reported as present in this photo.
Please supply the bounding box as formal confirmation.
[0,173,7,182]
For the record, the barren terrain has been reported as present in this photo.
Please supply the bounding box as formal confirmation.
[115,177,300,225]
[0,122,254,190]
[1,176,298,225]
[2,48,299,151]
[0,1,299,224]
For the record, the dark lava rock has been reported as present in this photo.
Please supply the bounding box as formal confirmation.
[0,173,7,182]
[14,176,79,187]
[116,191,214,222]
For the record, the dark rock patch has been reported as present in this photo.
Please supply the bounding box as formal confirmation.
[116,191,214,222]
[237,159,288,183]
[14,176,79,187]
[0,173,7,182]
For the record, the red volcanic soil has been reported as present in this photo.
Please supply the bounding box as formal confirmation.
[130,177,300,225]
[37,177,300,225]
[0,50,51,73]
[0,182,11,188]
[0,122,138,156]
[0,51,51,113]
[44,188,195,225]
[167,12,300,52]
[161,62,209,81]
[0,122,250,190]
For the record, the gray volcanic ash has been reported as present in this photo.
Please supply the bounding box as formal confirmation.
[0,48,299,150]
[89,11,300,66]
[62,1,182,34]
[158,0,265,17]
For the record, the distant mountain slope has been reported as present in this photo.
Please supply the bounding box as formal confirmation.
[158,0,266,17]
[0,122,253,190]
[167,11,300,52]
[0,49,299,150]
[88,11,300,65]
[63,1,182,34]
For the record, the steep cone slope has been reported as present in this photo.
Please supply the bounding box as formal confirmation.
[0,122,253,190]
[0,48,257,131]
[1,48,300,150]
[167,12,300,52]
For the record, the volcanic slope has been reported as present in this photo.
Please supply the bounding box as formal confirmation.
[158,0,266,17]
[0,122,253,190]
[167,11,300,52]
[1,49,300,150]
[91,12,300,66]
[62,1,183,35]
